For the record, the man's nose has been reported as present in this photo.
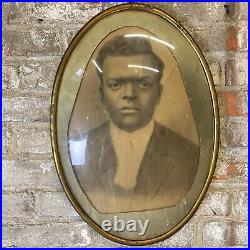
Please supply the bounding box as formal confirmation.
[122,82,137,100]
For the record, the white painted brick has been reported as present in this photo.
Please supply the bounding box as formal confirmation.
[14,123,51,154]
[4,2,102,24]
[209,60,222,86]
[90,234,121,247]
[237,21,248,51]
[2,222,92,247]
[188,24,228,51]
[234,222,248,246]
[203,221,232,247]
[3,28,65,57]
[19,61,58,89]
[233,191,248,219]
[235,56,248,86]
[3,59,60,91]
[2,192,35,224]
[103,3,227,25]
[3,96,50,122]
[238,3,248,20]
[240,91,248,115]
[2,159,61,191]
[197,191,231,216]
[3,123,11,156]
[220,117,248,147]
[33,2,102,23]
[35,192,79,221]
[225,52,248,87]
[2,65,20,89]
[218,147,248,163]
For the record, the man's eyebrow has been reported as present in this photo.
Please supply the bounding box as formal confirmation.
[106,76,152,82]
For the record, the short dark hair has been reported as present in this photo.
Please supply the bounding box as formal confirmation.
[95,35,164,82]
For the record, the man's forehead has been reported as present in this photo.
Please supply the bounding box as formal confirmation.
[103,54,157,65]
[102,55,160,77]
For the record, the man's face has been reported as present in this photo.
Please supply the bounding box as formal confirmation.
[100,54,163,132]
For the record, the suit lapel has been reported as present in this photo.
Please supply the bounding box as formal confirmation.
[134,123,175,198]
[93,123,117,193]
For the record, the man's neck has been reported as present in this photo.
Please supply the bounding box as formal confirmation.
[110,120,155,138]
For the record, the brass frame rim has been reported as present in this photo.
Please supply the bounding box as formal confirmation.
[50,3,220,246]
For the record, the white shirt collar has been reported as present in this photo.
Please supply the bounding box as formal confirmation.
[110,119,155,142]
[110,120,155,191]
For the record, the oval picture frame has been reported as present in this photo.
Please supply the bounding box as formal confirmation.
[51,3,219,246]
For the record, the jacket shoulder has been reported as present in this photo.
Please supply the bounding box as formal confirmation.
[86,122,109,138]
[154,122,200,186]
[154,122,199,156]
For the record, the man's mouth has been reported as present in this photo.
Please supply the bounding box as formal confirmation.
[120,106,139,114]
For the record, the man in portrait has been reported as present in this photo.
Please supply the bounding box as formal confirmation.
[71,35,200,213]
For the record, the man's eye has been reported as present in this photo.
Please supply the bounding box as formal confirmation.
[108,83,121,90]
[138,81,152,89]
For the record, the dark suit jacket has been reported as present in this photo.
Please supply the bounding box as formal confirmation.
[73,121,199,213]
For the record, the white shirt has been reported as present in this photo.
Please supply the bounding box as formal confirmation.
[110,120,155,191]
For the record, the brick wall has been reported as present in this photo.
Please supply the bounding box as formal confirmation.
[2,2,248,247]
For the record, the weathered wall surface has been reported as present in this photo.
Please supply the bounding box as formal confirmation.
[2,2,248,247]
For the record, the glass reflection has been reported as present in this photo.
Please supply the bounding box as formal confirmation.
[69,138,87,166]
[124,33,175,50]
[128,64,159,73]
[92,59,102,73]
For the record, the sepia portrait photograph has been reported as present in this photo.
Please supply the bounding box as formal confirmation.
[52,3,218,244]
[68,27,200,214]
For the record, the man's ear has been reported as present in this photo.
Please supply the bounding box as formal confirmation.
[99,85,104,103]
